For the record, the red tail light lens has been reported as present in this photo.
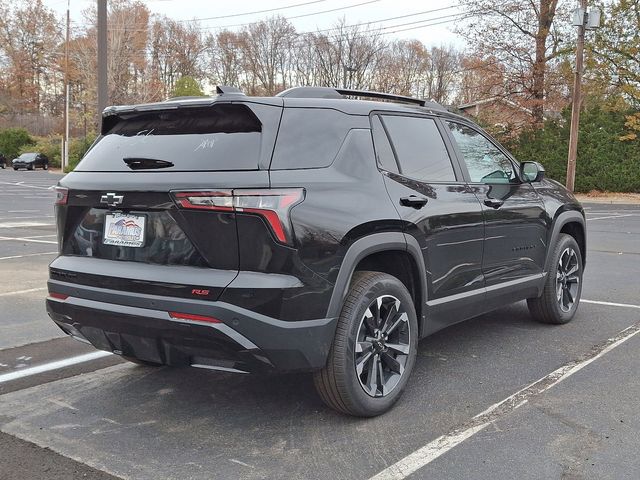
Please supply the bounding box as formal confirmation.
[54,187,68,206]
[172,188,305,245]
[169,312,222,324]
[48,292,69,300]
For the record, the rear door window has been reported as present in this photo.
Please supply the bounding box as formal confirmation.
[75,103,280,172]
[270,108,353,169]
[381,115,456,182]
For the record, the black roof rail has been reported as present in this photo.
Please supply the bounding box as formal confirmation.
[165,96,209,102]
[216,85,244,95]
[277,86,444,110]
[277,86,343,99]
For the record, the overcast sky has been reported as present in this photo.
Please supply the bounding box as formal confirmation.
[43,0,466,48]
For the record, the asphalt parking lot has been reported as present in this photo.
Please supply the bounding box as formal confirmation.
[1,168,639,480]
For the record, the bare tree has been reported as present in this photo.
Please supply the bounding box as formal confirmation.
[456,0,572,124]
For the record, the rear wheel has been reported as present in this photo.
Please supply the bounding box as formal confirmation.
[43,163,48,170]
[314,271,418,417]
[528,234,583,324]
[27,163,34,170]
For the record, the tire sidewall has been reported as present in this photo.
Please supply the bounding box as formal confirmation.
[339,274,418,416]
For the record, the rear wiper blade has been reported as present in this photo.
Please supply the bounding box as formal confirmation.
[123,157,174,170]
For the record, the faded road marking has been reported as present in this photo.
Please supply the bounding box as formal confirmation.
[0,351,112,384]
[369,322,640,480]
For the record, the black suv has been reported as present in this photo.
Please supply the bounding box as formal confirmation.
[47,86,586,416]
[13,152,49,170]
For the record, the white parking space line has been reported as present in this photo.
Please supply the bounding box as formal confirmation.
[7,210,40,213]
[0,287,47,297]
[587,214,638,221]
[369,320,640,480]
[0,234,56,239]
[0,216,54,220]
[0,251,58,261]
[0,236,57,244]
[0,181,54,190]
[0,351,112,384]
[582,299,640,310]
[0,221,54,229]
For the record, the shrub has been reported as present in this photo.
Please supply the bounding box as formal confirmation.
[499,107,640,193]
[0,128,34,159]
[65,135,97,173]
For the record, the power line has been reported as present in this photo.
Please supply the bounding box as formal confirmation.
[172,0,329,23]
[70,0,381,31]
[58,11,475,61]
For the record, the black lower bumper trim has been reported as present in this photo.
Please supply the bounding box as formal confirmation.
[46,282,337,373]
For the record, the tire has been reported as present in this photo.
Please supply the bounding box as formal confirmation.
[528,233,583,324]
[122,356,162,367]
[43,163,48,170]
[27,163,34,170]
[13,167,18,171]
[313,271,418,417]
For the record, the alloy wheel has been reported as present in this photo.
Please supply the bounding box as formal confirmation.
[354,295,411,397]
[556,247,580,313]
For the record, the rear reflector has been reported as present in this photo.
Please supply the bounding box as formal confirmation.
[172,188,305,245]
[49,292,69,300]
[169,312,222,324]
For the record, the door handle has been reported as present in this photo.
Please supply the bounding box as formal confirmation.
[400,195,428,209]
[484,198,504,209]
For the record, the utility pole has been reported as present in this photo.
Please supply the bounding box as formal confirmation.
[97,0,108,118]
[566,2,601,192]
[62,0,70,171]
[566,0,587,192]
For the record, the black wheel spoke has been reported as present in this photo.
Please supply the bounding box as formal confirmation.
[385,342,410,355]
[356,350,373,376]
[363,308,378,335]
[356,341,372,354]
[365,354,379,394]
[381,351,403,375]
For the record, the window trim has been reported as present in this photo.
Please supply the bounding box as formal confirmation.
[442,119,523,185]
[369,111,465,184]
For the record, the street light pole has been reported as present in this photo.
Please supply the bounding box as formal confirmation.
[63,0,70,171]
[566,0,588,193]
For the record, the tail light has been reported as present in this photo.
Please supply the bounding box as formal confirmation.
[173,188,304,245]
[54,186,68,206]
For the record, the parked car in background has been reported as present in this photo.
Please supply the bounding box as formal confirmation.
[13,152,49,170]
[0,152,6,169]
[47,86,586,417]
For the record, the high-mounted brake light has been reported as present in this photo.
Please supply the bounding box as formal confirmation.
[54,186,68,206]
[172,188,305,245]
[169,312,222,324]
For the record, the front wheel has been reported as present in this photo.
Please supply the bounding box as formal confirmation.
[43,163,48,170]
[528,233,583,324]
[314,271,418,417]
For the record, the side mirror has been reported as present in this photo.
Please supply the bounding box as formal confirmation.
[521,161,545,183]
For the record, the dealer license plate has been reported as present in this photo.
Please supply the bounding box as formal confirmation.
[103,213,146,247]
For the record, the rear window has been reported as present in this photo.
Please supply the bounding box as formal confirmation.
[75,103,278,172]
[270,108,353,169]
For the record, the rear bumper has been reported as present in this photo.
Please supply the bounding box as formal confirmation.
[46,279,337,373]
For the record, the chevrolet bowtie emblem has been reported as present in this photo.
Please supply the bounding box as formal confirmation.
[100,192,124,207]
